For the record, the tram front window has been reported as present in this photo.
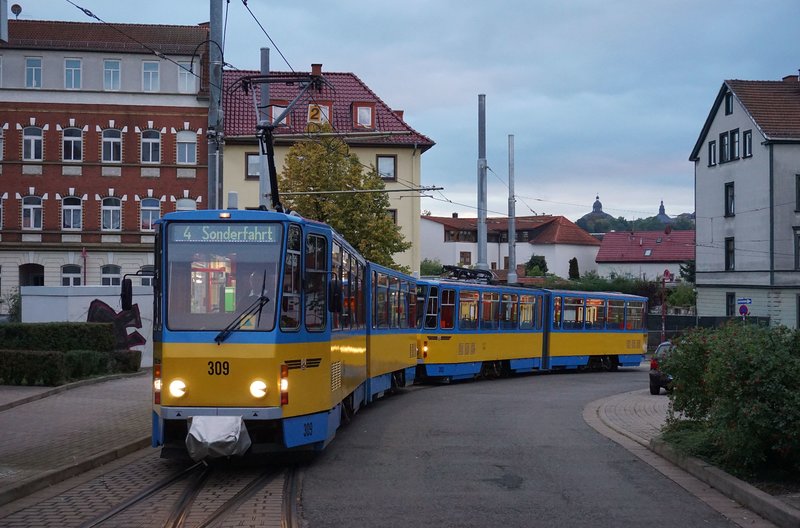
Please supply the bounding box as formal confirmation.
[166,222,283,331]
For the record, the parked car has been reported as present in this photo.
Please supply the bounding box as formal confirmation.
[649,341,674,395]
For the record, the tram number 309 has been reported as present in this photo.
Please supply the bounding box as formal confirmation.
[208,361,230,376]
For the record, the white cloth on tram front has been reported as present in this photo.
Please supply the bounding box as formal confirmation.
[185,415,252,460]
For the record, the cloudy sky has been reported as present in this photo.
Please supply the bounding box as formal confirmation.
[24,0,800,221]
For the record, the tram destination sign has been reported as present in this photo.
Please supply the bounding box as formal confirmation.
[171,223,279,243]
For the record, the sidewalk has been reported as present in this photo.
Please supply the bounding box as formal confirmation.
[0,372,152,507]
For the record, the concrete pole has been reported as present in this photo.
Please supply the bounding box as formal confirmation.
[259,48,270,209]
[476,94,488,270]
[207,0,223,209]
[507,134,517,283]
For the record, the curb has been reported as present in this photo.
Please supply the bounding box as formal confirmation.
[0,369,148,413]
[650,439,800,528]
[0,436,151,508]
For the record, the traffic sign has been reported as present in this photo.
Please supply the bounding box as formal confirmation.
[737,298,752,305]
[739,304,749,316]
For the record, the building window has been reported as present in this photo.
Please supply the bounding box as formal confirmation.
[307,103,331,124]
[730,129,739,160]
[102,129,122,163]
[176,130,196,164]
[719,132,730,163]
[61,264,82,286]
[795,229,800,270]
[176,198,196,211]
[460,251,472,266]
[725,237,735,271]
[0,198,3,229]
[708,140,716,166]
[246,153,260,180]
[22,196,43,230]
[104,59,120,91]
[62,196,82,230]
[726,292,736,316]
[101,264,121,286]
[141,130,160,163]
[140,198,160,231]
[377,155,396,181]
[0,128,4,161]
[25,57,42,88]
[177,61,195,93]
[101,197,122,231]
[65,58,81,89]
[743,130,752,158]
[387,208,397,225]
[796,175,800,212]
[62,127,82,162]
[23,126,43,161]
[354,104,374,128]
[270,102,289,126]
[142,61,159,92]
[724,92,733,115]
[724,182,734,217]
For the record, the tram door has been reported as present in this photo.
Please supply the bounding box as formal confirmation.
[541,293,552,370]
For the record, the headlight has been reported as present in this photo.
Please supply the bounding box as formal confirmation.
[280,378,288,392]
[169,380,187,398]
[250,380,267,398]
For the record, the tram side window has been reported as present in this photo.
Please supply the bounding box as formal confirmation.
[481,291,500,330]
[280,224,302,331]
[399,281,410,329]
[355,261,365,329]
[341,250,354,330]
[534,295,543,330]
[562,297,584,330]
[390,276,401,329]
[626,301,644,330]
[374,272,390,329]
[607,300,625,329]
[331,243,343,331]
[520,294,535,330]
[586,298,606,330]
[500,293,518,329]
[424,286,439,329]
[459,290,479,330]
[440,288,455,329]
[552,297,562,329]
[415,285,426,329]
[304,234,327,331]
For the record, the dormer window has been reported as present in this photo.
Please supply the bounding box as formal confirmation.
[724,92,733,115]
[353,103,375,129]
[270,101,290,126]
[308,103,331,124]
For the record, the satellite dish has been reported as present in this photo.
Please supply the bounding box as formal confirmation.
[11,4,22,18]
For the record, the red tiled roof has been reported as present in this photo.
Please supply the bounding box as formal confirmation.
[2,20,208,56]
[223,69,434,150]
[595,230,694,263]
[423,215,600,246]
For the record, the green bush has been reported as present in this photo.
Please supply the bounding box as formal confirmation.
[64,350,109,379]
[0,350,65,386]
[665,323,800,476]
[110,350,142,373]
[0,323,115,352]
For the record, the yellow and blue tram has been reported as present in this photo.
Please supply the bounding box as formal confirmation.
[415,279,647,381]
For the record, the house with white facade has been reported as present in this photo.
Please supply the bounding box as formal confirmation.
[596,230,694,281]
[420,214,600,279]
[690,74,800,327]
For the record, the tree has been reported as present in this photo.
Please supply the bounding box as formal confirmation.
[420,258,443,276]
[667,282,696,308]
[679,259,696,283]
[568,257,580,280]
[280,125,411,270]
[525,255,548,276]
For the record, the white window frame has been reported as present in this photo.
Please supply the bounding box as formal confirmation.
[22,196,43,230]
[101,264,121,286]
[140,197,160,232]
[355,105,374,128]
[25,57,42,88]
[103,59,121,91]
[62,196,82,230]
[0,128,4,162]
[141,130,160,163]
[142,61,160,92]
[308,103,331,124]
[62,127,82,162]
[65,58,81,90]
[61,264,82,286]
[177,61,195,93]
[246,153,261,180]
[23,126,43,161]
[101,197,122,231]
[176,130,196,164]
[102,129,122,163]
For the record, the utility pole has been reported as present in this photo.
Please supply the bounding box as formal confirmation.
[476,94,488,271]
[258,48,270,208]
[507,134,517,283]
[207,0,224,209]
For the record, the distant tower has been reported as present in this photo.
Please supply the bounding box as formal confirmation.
[656,200,673,224]
[592,195,603,213]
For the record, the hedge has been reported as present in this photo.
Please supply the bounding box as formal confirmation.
[0,349,141,386]
[0,322,116,352]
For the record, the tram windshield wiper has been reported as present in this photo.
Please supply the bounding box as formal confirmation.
[215,270,270,344]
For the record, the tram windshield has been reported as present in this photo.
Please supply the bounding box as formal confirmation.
[165,222,284,331]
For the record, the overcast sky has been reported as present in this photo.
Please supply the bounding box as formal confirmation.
[22,0,800,221]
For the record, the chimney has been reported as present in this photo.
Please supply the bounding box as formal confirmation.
[393,110,404,120]
[311,63,322,77]
[782,74,799,83]
[452,212,458,218]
